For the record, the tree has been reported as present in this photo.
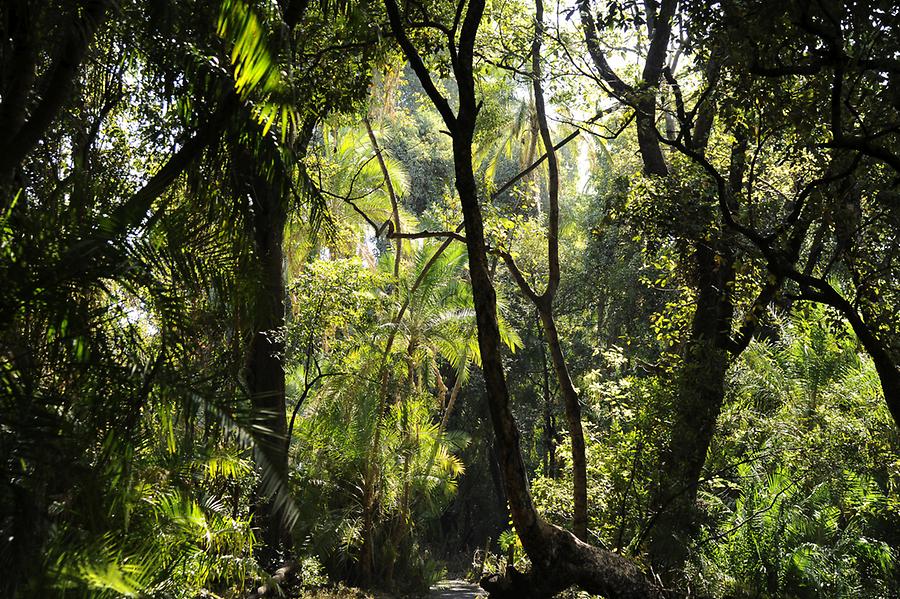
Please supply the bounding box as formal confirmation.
[665,0,900,430]
[214,0,383,562]
[573,0,778,575]
[1,1,250,591]
[496,1,589,541]
[383,0,666,596]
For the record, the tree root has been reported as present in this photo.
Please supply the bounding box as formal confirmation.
[248,560,298,598]
[480,523,674,599]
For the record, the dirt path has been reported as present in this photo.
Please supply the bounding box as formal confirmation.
[429,579,485,598]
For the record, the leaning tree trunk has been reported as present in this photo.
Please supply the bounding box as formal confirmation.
[538,304,588,541]
[453,96,666,599]
[246,172,291,565]
[793,278,900,431]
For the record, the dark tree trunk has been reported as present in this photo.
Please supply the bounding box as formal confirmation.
[646,240,735,574]
[526,5,589,540]
[635,98,668,176]
[246,173,290,564]
[539,320,557,478]
[853,332,900,427]
[644,121,748,577]
[578,0,675,177]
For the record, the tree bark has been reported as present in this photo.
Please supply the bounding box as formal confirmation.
[539,318,557,478]
[578,0,674,177]
[455,114,664,599]
[538,306,588,541]
[520,1,589,540]
[645,240,734,574]
[246,170,291,564]
[780,275,900,431]
[842,308,900,428]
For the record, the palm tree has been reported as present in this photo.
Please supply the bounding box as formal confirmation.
[357,238,521,586]
[383,242,520,425]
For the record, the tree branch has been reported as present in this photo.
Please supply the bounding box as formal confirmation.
[383,0,457,130]
[0,0,110,182]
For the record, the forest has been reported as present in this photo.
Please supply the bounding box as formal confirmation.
[2,0,900,597]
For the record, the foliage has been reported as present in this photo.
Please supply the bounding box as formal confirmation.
[690,306,900,598]
[284,241,510,591]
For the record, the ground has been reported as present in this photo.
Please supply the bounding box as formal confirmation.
[429,579,486,598]
[297,579,486,598]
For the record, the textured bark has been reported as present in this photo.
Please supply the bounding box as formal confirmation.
[640,87,755,578]
[539,321,557,478]
[646,129,747,575]
[242,119,320,564]
[635,96,668,176]
[778,276,900,431]
[635,0,675,176]
[455,121,664,598]
[482,523,670,599]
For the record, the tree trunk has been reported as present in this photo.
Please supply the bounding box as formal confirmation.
[646,239,734,575]
[455,67,666,599]
[578,0,674,178]
[538,305,588,541]
[635,98,668,176]
[644,122,746,577]
[526,5,588,540]
[246,173,291,564]
[539,320,556,478]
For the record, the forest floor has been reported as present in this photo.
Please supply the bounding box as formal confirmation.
[297,579,486,598]
[428,579,486,598]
